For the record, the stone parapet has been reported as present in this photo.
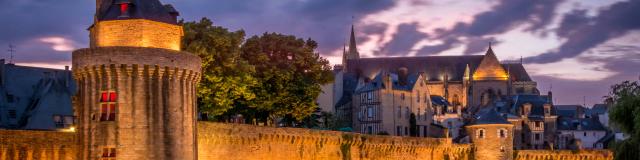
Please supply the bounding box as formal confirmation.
[197,122,472,160]
[515,150,613,160]
[0,130,77,160]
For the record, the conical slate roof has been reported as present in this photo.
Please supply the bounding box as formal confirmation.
[474,108,511,125]
[97,0,179,24]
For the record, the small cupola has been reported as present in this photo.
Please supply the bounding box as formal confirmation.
[115,0,133,18]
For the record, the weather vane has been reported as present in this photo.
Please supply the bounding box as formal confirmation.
[7,44,15,64]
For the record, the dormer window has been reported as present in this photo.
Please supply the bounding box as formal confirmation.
[116,0,132,18]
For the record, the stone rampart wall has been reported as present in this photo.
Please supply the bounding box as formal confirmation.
[515,150,613,160]
[0,130,77,160]
[197,122,472,160]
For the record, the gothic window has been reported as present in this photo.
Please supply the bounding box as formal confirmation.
[477,129,485,139]
[100,91,117,121]
[101,147,116,160]
[498,128,507,138]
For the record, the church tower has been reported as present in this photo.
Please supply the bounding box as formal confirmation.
[73,1,201,159]
[342,25,360,69]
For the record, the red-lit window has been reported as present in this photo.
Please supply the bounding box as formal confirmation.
[101,91,117,102]
[99,91,117,121]
[101,147,116,160]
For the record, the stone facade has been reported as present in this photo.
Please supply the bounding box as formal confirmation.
[466,124,515,160]
[72,47,201,160]
[514,150,613,160]
[352,73,433,137]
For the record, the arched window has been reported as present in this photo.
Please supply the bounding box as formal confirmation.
[498,128,507,138]
[477,129,485,139]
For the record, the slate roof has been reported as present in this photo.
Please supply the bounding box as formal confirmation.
[473,108,511,125]
[355,72,423,93]
[430,95,450,106]
[97,0,179,24]
[555,105,585,118]
[503,63,532,81]
[511,94,551,116]
[586,104,608,116]
[557,117,607,131]
[346,55,484,81]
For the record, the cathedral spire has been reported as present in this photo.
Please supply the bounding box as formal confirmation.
[348,25,360,59]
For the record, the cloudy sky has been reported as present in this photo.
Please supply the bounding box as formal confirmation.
[1,0,639,106]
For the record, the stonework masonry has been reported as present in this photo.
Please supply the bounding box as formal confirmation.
[72,47,201,160]
[197,122,472,160]
[89,19,183,51]
[0,122,614,160]
[0,130,77,160]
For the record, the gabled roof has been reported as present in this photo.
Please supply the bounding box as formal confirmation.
[555,105,585,118]
[97,0,179,24]
[503,63,532,82]
[346,55,484,81]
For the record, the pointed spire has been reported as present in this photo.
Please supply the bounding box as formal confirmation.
[486,42,495,56]
[348,24,360,59]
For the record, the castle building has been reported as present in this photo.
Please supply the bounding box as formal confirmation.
[0,60,75,130]
[466,108,514,160]
[431,95,464,138]
[499,94,558,149]
[351,71,434,136]
[72,0,201,159]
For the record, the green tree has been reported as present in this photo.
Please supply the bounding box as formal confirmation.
[605,80,640,160]
[182,18,257,117]
[241,33,333,124]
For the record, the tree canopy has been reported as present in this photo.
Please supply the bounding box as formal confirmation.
[182,18,333,125]
[605,80,640,160]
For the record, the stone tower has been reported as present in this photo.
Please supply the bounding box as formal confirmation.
[72,0,201,160]
[466,109,514,160]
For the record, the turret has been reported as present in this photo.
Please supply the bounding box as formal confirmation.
[73,1,200,159]
[466,109,514,160]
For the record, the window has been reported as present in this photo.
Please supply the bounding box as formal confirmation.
[417,92,420,102]
[417,108,421,120]
[401,93,405,100]
[367,107,373,118]
[6,94,14,103]
[8,110,16,119]
[534,133,540,141]
[367,126,373,134]
[53,115,64,128]
[498,128,507,138]
[500,146,505,152]
[397,106,401,118]
[405,107,410,119]
[100,91,117,121]
[535,121,541,128]
[367,92,373,100]
[477,129,485,139]
[424,93,428,103]
[396,126,402,136]
[584,132,587,137]
[101,147,116,160]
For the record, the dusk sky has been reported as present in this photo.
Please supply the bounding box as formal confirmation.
[1,0,639,106]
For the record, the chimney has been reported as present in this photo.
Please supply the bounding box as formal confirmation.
[397,67,408,86]
[65,66,70,87]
